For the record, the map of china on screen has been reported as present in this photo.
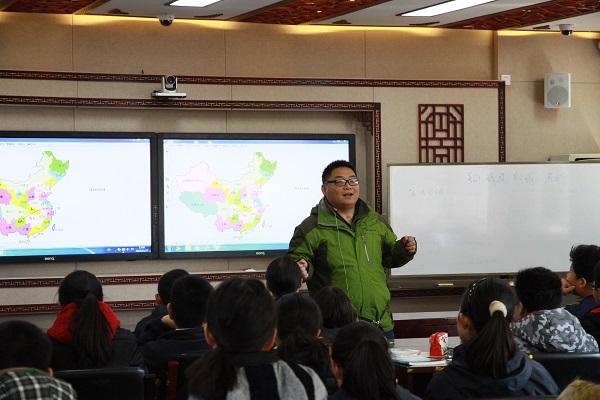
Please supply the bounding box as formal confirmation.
[161,137,352,254]
[0,137,153,257]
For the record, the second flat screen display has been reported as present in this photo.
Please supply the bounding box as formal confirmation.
[159,134,355,258]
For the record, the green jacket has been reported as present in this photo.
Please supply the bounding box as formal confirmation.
[287,197,415,332]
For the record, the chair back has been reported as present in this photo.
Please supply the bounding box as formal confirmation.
[54,367,145,400]
[165,352,204,400]
[531,351,600,390]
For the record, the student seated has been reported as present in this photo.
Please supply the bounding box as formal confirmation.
[578,260,600,344]
[134,268,189,337]
[141,275,213,378]
[313,285,355,346]
[330,322,420,400]
[512,266,598,353]
[557,378,600,400]
[47,270,144,371]
[186,277,327,400]
[265,255,303,300]
[0,320,76,400]
[424,277,560,400]
[276,292,337,394]
[562,244,600,317]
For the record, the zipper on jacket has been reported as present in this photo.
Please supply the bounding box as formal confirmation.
[361,233,371,263]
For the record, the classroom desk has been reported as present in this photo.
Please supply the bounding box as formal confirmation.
[393,336,460,397]
[393,311,458,339]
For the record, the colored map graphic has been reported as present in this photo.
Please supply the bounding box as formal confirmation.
[0,151,69,239]
[176,152,276,235]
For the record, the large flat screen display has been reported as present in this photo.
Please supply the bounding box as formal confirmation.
[159,134,355,258]
[0,132,157,263]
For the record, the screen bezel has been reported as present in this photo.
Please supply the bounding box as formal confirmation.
[0,131,158,264]
[158,133,356,259]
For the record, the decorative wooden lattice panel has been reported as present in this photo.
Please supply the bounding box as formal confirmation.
[419,104,464,163]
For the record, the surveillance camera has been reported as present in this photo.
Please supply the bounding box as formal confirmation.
[559,24,574,36]
[163,75,177,92]
[152,75,186,98]
[158,14,174,27]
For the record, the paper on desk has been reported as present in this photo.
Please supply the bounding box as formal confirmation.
[390,349,447,366]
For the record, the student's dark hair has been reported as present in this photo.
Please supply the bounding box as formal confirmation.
[313,286,355,329]
[169,275,213,328]
[186,278,276,400]
[58,270,114,368]
[265,255,302,299]
[0,320,52,370]
[322,160,357,183]
[515,267,562,311]
[570,244,600,283]
[158,268,189,305]
[276,293,330,380]
[331,322,400,400]
[460,277,517,379]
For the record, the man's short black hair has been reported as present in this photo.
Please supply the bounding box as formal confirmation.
[169,275,214,328]
[570,245,600,283]
[515,266,562,311]
[158,268,189,305]
[322,160,357,184]
[0,320,52,370]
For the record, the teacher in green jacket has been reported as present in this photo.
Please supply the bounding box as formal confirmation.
[287,160,417,339]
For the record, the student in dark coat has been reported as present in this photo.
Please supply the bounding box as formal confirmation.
[579,260,600,343]
[140,274,213,377]
[424,278,560,400]
[47,270,143,371]
[133,268,189,337]
[562,245,600,317]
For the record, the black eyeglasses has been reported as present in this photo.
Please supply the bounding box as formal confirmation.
[324,178,359,187]
[590,282,596,290]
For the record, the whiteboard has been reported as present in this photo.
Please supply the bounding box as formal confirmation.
[388,163,600,277]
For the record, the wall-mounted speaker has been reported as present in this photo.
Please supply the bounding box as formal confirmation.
[545,72,571,109]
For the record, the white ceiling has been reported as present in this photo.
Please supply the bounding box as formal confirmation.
[82,0,600,32]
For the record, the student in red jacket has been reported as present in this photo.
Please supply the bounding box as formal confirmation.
[47,270,143,371]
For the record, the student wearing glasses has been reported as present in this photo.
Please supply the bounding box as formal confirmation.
[287,160,416,339]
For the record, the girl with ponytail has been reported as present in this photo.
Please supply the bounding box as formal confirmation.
[424,277,560,400]
[47,270,143,371]
[186,277,327,400]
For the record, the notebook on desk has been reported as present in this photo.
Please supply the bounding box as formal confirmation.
[390,348,448,367]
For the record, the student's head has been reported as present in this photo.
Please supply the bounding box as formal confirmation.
[557,378,600,400]
[458,277,517,379]
[168,275,214,329]
[592,261,600,304]
[265,255,302,300]
[204,277,276,353]
[157,268,190,306]
[276,293,329,378]
[568,245,600,296]
[515,267,562,313]
[276,293,322,341]
[321,160,359,210]
[0,320,52,371]
[330,322,400,400]
[187,278,277,399]
[313,286,355,329]
[56,270,114,368]
[58,269,103,306]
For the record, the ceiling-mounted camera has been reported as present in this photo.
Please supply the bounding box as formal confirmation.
[152,75,187,99]
[559,24,574,36]
[158,14,174,27]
